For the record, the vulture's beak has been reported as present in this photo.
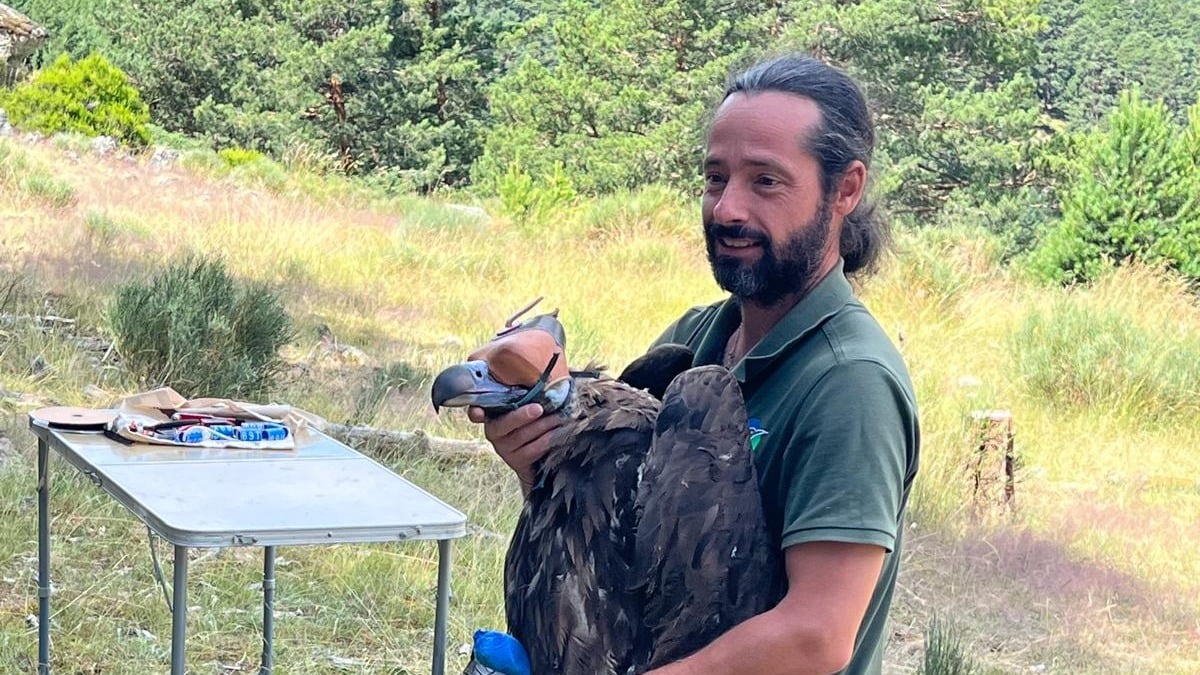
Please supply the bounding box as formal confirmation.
[430,360,530,413]
[431,312,572,415]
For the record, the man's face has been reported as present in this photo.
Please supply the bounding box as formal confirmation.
[702,91,837,306]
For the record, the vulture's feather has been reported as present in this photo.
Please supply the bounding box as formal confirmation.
[431,313,783,675]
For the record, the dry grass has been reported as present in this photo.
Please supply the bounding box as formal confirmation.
[2,135,1199,673]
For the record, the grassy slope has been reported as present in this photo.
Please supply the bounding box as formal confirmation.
[1,136,1198,673]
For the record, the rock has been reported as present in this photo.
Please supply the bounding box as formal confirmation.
[0,434,17,468]
[445,203,490,221]
[90,135,118,157]
[28,354,50,379]
[149,146,181,170]
[0,108,11,136]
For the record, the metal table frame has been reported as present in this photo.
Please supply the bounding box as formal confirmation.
[32,419,467,675]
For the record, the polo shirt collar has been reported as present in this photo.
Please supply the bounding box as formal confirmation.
[693,259,856,384]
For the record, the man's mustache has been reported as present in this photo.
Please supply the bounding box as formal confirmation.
[705,223,769,245]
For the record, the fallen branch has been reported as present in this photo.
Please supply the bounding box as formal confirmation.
[322,423,494,461]
[0,313,77,328]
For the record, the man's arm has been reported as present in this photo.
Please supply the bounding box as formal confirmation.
[646,541,885,675]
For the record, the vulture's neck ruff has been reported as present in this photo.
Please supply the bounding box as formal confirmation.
[431,316,574,416]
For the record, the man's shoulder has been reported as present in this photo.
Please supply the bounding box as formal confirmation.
[654,301,725,349]
[760,300,914,406]
[820,301,909,380]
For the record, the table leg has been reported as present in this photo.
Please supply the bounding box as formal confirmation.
[37,438,51,675]
[433,539,452,675]
[260,546,276,675]
[171,545,188,675]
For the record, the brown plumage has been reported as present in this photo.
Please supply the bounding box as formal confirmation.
[432,313,783,675]
[633,365,783,670]
[507,376,655,675]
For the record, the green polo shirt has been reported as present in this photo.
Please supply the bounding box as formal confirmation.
[651,260,920,674]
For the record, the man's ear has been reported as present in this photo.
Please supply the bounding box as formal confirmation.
[832,160,867,219]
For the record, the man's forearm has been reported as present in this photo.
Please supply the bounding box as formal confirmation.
[646,542,885,675]
[644,602,849,675]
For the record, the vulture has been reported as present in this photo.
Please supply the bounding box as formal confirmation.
[432,306,784,675]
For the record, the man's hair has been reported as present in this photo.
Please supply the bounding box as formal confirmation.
[724,54,889,276]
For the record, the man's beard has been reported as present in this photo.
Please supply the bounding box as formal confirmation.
[705,199,833,307]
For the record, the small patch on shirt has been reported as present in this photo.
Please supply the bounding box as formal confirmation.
[748,417,769,451]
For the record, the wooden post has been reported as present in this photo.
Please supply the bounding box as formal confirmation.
[967,410,1017,514]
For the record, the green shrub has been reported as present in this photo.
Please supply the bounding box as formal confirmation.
[218,146,267,167]
[230,158,289,193]
[22,174,76,208]
[1030,89,1200,284]
[0,53,151,147]
[0,53,150,146]
[919,617,979,675]
[108,257,295,399]
[497,161,576,226]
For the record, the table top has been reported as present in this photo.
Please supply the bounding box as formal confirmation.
[30,420,468,548]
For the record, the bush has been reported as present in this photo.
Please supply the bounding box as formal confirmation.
[218,146,268,167]
[919,617,979,675]
[0,53,151,147]
[496,161,576,226]
[1029,89,1200,284]
[22,174,76,208]
[108,257,295,399]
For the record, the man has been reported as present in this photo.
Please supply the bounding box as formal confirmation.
[470,53,920,675]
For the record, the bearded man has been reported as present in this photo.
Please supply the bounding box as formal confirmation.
[472,53,921,675]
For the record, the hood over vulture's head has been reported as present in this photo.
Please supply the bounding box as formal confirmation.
[431,309,572,416]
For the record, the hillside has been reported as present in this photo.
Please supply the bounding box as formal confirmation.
[2,134,1200,673]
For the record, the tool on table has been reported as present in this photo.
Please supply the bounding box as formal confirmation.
[126,413,289,444]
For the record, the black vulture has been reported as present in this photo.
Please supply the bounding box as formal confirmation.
[432,310,783,675]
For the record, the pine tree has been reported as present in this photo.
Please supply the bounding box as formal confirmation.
[1033,89,1200,283]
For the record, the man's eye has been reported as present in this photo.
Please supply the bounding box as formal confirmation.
[756,175,780,187]
[705,173,726,186]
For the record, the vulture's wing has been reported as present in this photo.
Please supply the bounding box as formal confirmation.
[632,365,784,671]
[617,344,695,400]
[505,379,658,675]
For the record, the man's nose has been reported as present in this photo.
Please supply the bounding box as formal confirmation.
[712,181,749,224]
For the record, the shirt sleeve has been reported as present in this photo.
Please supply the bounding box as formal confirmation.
[777,359,916,552]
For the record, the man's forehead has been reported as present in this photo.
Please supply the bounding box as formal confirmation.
[706,90,823,152]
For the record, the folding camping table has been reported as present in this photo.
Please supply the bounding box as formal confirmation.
[30,416,468,675]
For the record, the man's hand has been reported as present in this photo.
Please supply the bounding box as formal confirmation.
[468,403,564,494]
